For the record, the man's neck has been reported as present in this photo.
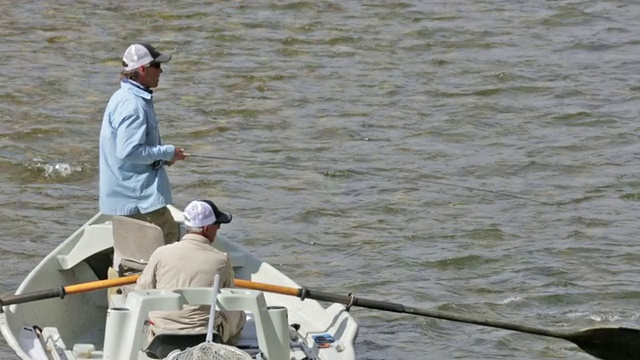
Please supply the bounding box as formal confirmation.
[123,78,153,94]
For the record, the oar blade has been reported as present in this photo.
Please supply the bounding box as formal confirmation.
[566,327,640,360]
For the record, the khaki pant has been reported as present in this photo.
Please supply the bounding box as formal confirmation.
[126,206,179,245]
[147,314,245,345]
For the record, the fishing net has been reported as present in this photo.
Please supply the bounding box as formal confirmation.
[166,342,252,360]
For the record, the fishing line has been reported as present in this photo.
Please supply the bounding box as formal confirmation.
[189,154,554,205]
[190,154,306,168]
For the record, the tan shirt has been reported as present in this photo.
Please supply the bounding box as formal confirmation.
[136,233,246,343]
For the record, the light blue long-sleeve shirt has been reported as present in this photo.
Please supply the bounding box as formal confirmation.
[99,80,175,215]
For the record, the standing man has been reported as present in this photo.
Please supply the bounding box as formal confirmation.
[136,199,246,344]
[99,43,187,244]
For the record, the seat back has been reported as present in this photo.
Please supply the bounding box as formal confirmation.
[112,216,165,272]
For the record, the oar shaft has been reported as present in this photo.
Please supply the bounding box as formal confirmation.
[234,280,640,360]
[233,279,300,297]
[0,275,567,341]
[64,275,139,295]
[0,288,65,307]
[0,275,140,307]
[233,280,562,339]
[403,306,560,339]
[308,289,406,313]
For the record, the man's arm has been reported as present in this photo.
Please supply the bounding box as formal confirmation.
[221,256,235,288]
[136,252,160,290]
[113,105,175,164]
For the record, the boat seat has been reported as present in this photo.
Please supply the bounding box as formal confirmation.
[103,289,289,360]
[56,222,114,270]
[112,216,165,275]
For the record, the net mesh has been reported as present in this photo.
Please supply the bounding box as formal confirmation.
[166,342,253,360]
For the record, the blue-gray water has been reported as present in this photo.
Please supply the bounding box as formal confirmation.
[2,1,640,359]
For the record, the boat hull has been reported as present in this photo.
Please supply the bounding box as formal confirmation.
[1,206,358,359]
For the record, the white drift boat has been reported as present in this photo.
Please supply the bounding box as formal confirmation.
[0,205,358,359]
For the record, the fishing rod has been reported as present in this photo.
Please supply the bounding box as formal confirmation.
[189,154,554,205]
[190,154,305,168]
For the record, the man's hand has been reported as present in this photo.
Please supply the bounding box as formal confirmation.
[168,148,189,166]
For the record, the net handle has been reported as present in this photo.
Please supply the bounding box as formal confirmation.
[205,274,221,343]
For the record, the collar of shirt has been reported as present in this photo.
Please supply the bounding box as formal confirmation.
[121,78,153,99]
[180,233,213,245]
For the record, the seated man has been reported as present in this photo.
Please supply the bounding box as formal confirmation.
[136,199,246,344]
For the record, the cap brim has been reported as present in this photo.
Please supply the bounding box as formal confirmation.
[154,53,172,63]
[215,212,232,224]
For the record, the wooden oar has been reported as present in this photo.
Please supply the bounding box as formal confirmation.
[0,275,140,307]
[233,279,640,360]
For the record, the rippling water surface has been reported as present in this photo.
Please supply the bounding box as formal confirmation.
[2,1,640,359]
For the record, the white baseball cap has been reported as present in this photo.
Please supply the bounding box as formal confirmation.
[183,200,232,227]
[122,43,172,71]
